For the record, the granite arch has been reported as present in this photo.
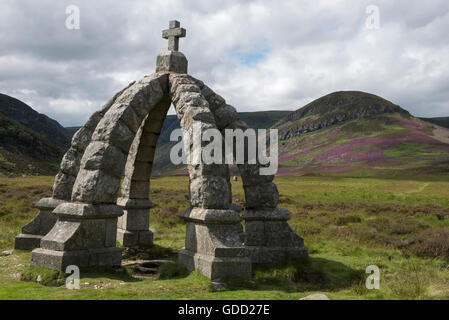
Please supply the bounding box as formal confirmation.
[16,20,307,278]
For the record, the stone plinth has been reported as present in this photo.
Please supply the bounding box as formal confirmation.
[156,51,188,74]
[31,202,123,270]
[117,197,154,247]
[178,208,251,281]
[243,208,308,264]
[15,197,66,250]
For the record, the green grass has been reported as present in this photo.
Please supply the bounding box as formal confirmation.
[20,266,67,287]
[384,142,446,158]
[0,153,15,168]
[0,175,448,299]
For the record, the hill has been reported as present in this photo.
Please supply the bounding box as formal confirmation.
[419,117,449,129]
[65,111,291,175]
[0,94,71,149]
[275,91,409,140]
[152,111,291,174]
[51,91,449,177]
[64,127,81,140]
[275,91,449,176]
[0,110,64,175]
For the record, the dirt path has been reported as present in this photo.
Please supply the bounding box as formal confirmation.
[431,125,449,144]
[404,182,430,194]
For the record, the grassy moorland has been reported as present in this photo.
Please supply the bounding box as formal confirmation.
[0,175,448,300]
[278,113,449,176]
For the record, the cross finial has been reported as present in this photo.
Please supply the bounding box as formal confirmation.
[162,20,186,51]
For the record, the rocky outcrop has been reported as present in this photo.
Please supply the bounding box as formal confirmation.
[275,91,410,141]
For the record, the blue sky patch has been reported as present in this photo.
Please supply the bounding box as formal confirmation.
[231,43,270,65]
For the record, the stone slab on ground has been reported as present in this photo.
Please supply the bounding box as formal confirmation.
[31,247,122,270]
[299,294,330,300]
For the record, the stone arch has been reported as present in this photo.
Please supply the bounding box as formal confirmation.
[25,73,306,280]
[28,72,248,279]
[14,82,135,250]
[55,81,136,201]
[117,90,172,247]
[31,73,168,268]
[168,74,250,279]
[19,20,307,280]
[185,76,307,264]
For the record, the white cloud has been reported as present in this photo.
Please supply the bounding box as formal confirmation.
[0,0,448,126]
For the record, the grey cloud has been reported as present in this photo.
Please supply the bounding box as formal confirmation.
[0,0,448,126]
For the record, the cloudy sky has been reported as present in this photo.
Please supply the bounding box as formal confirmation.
[1,0,448,126]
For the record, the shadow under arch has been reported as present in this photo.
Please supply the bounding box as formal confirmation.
[116,92,172,247]
[226,257,365,294]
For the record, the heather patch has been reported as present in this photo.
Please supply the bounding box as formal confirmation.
[278,113,449,176]
[384,143,443,158]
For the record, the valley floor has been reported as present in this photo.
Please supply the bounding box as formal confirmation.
[0,175,448,300]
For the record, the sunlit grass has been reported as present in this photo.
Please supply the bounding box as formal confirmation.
[0,175,448,299]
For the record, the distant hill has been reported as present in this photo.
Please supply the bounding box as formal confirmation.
[66,111,290,141]
[65,111,291,175]
[0,110,64,175]
[64,127,80,140]
[0,93,71,149]
[153,111,291,174]
[275,91,409,140]
[419,117,449,129]
[275,91,449,176]
[8,88,446,178]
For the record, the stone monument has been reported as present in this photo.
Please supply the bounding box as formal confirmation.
[16,20,307,280]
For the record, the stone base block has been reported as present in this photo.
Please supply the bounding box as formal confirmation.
[31,247,122,271]
[117,229,153,247]
[243,208,308,264]
[138,230,154,247]
[118,209,150,231]
[14,197,65,250]
[246,246,308,264]
[156,51,188,74]
[178,249,251,281]
[179,208,252,280]
[14,234,42,250]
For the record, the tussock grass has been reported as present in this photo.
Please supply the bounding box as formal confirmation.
[20,266,66,287]
[158,262,189,280]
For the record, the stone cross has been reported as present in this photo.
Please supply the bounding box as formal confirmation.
[162,20,186,51]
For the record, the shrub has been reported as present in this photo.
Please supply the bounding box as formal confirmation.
[278,195,295,205]
[336,215,362,225]
[147,245,174,259]
[158,262,189,279]
[292,258,329,287]
[388,218,427,235]
[20,266,66,287]
[406,229,449,259]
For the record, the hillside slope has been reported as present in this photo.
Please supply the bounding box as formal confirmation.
[61,92,449,177]
[276,92,449,176]
[0,111,64,175]
[65,111,291,175]
[152,111,291,174]
[419,117,449,129]
[0,93,71,149]
[275,91,409,140]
